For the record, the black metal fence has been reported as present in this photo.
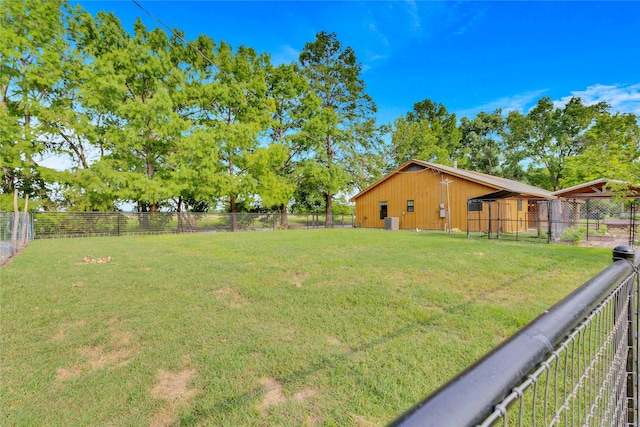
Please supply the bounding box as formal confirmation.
[468,198,639,248]
[1,211,34,263]
[31,212,355,239]
[390,246,640,426]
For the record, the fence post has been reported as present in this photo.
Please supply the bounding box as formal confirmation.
[613,245,637,426]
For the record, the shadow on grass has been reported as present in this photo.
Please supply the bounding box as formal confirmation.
[179,321,425,424]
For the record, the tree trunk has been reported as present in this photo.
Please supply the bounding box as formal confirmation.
[280,203,288,229]
[176,196,183,233]
[230,195,238,232]
[325,192,333,228]
[12,189,19,255]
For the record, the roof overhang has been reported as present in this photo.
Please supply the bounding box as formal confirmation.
[552,179,640,199]
[469,189,556,201]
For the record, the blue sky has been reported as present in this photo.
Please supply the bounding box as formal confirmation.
[75,1,640,126]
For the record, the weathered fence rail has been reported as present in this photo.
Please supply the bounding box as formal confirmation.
[390,246,640,427]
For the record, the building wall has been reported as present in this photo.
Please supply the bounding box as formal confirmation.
[353,167,528,231]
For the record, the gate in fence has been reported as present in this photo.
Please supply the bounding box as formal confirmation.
[390,246,640,426]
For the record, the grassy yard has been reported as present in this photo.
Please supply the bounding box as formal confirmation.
[1,229,611,426]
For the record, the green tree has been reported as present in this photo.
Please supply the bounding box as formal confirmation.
[506,97,608,191]
[564,112,640,190]
[390,99,460,167]
[198,42,271,230]
[259,62,320,227]
[0,0,70,209]
[71,13,196,212]
[458,110,504,175]
[299,31,378,227]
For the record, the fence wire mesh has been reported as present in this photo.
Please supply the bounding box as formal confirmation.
[390,250,639,427]
[1,211,34,263]
[479,272,637,427]
[467,198,639,248]
[32,212,355,239]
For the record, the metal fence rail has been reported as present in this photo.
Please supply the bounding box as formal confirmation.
[32,212,355,239]
[390,246,639,427]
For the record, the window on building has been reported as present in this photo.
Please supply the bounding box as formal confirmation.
[407,200,414,213]
[517,199,523,211]
[379,201,388,220]
[468,200,483,212]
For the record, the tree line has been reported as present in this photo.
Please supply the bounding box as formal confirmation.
[2,0,639,226]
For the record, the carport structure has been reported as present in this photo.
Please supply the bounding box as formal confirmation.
[551,178,640,247]
[466,178,640,247]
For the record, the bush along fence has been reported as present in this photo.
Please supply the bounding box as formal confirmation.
[31,212,355,239]
[467,198,639,247]
[390,246,640,427]
[0,211,34,263]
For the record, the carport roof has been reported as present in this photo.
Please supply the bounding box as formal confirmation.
[552,179,640,199]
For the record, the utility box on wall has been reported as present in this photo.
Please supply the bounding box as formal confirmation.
[384,217,399,230]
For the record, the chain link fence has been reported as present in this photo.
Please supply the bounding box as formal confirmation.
[31,212,355,239]
[1,212,34,263]
[467,198,639,248]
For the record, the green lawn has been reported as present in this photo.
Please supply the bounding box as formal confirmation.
[1,229,611,426]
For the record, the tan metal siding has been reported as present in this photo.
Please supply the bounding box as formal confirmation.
[354,169,506,231]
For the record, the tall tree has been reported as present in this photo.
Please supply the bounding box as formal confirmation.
[506,97,608,191]
[564,111,640,189]
[0,0,70,209]
[259,62,319,226]
[198,42,271,230]
[299,31,378,227]
[458,110,504,175]
[390,99,460,167]
[71,13,196,212]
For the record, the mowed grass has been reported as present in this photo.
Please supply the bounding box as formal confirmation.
[1,229,611,426]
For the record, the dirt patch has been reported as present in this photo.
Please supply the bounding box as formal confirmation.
[56,319,137,380]
[293,272,310,288]
[474,252,485,257]
[82,345,133,370]
[56,367,82,381]
[257,377,287,413]
[351,414,377,426]
[327,336,342,345]
[149,362,198,427]
[293,387,317,402]
[151,368,197,401]
[51,330,65,341]
[256,378,319,415]
[283,326,297,341]
[80,255,112,264]
[72,282,83,288]
[213,287,248,308]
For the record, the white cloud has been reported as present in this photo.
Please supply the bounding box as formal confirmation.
[404,0,422,30]
[553,83,640,115]
[270,44,300,66]
[456,89,549,119]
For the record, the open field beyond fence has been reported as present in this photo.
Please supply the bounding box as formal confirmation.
[1,229,611,426]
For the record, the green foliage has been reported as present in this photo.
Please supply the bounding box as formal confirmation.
[391,99,460,167]
[506,97,610,191]
[299,31,384,224]
[560,226,586,244]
